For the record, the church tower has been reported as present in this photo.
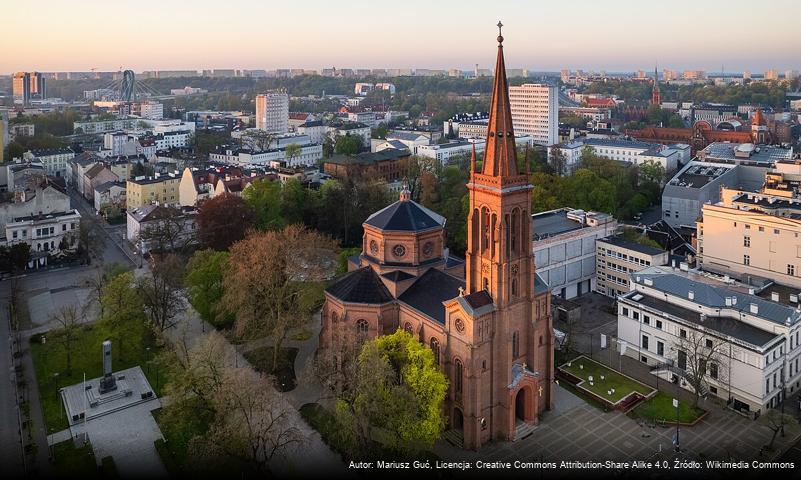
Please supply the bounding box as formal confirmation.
[459,22,553,446]
[651,64,661,106]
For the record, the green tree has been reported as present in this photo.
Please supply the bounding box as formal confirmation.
[335,329,448,457]
[284,143,302,165]
[100,271,145,331]
[334,134,362,155]
[639,159,666,186]
[185,250,230,328]
[0,243,31,274]
[242,179,284,230]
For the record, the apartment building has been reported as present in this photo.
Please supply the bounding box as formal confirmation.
[255,92,289,134]
[5,209,81,259]
[698,161,801,289]
[596,235,669,298]
[509,83,558,146]
[618,266,801,415]
[126,173,181,209]
[23,148,75,178]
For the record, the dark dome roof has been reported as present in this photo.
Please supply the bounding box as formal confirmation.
[364,199,445,232]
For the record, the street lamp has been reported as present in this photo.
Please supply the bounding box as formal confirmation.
[673,397,680,452]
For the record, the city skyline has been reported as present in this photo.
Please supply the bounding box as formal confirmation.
[3,0,800,74]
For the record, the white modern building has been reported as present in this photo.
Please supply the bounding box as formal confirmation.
[509,83,558,147]
[209,143,323,168]
[256,92,289,134]
[618,266,801,415]
[549,138,681,175]
[532,208,618,299]
[417,136,535,166]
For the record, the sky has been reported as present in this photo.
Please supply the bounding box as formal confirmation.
[3,0,800,74]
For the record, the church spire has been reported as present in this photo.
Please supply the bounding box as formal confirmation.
[481,21,518,179]
[651,62,661,106]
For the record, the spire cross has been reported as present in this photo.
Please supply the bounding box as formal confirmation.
[497,21,504,44]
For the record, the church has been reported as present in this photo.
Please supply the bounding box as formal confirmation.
[319,24,555,450]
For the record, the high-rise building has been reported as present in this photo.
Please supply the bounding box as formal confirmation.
[786,70,799,81]
[12,72,46,105]
[509,83,558,146]
[255,92,289,134]
[764,69,779,81]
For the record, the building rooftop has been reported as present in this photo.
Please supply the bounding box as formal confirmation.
[670,161,734,189]
[598,235,665,256]
[631,266,801,327]
[364,198,445,232]
[398,268,464,324]
[326,148,410,166]
[700,142,793,165]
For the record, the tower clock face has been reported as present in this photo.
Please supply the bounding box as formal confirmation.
[393,244,406,258]
[423,241,434,257]
[369,240,379,255]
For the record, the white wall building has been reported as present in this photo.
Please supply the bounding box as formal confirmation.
[549,138,680,175]
[255,92,289,134]
[417,135,534,166]
[532,208,618,299]
[509,83,558,147]
[618,266,801,415]
[4,209,81,257]
[23,148,75,178]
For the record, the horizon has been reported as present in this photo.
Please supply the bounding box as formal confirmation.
[3,0,800,74]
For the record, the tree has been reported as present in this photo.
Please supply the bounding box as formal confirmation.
[243,179,284,230]
[197,193,254,251]
[184,250,230,328]
[0,243,31,274]
[137,254,186,331]
[284,143,302,165]
[222,225,336,369]
[50,305,84,374]
[137,208,195,254]
[760,409,798,450]
[193,367,304,473]
[639,159,666,186]
[549,145,567,175]
[673,330,728,408]
[334,134,362,155]
[100,271,144,331]
[335,330,448,457]
[77,217,106,265]
[240,130,275,152]
[81,263,130,320]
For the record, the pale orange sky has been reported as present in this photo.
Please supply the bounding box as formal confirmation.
[3,0,799,74]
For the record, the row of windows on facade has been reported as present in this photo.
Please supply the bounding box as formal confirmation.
[12,222,76,239]
[626,305,798,371]
[736,221,799,237]
[601,249,652,266]
[742,254,796,275]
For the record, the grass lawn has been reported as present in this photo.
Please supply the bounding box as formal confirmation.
[52,440,98,477]
[31,321,166,434]
[290,329,313,342]
[243,346,298,392]
[629,392,705,424]
[560,356,654,404]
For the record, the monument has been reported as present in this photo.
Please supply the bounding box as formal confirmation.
[98,340,118,394]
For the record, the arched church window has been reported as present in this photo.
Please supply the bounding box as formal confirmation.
[511,277,518,297]
[512,331,519,358]
[454,359,463,394]
[481,207,490,253]
[430,338,440,364]
[511,208,519,254]
[356,319,369,338]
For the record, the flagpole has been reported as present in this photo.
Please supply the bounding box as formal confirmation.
[83,372,88,444]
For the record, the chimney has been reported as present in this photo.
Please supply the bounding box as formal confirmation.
[725,297,732,306]
[688,290,695,300]
[771,292,780,302]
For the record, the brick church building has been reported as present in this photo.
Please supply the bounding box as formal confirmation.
[319,24,555,450]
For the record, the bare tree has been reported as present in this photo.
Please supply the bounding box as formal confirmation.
[222,225,336,370]
[760,409,798,450]
[191,367,304,473]
[163,329,229,410]
[137,254,186,331]
[549,145,567,175]
[674,329,729,408]
[137,208,195,254]
[50,305,84,374]
[240,130,275,152]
